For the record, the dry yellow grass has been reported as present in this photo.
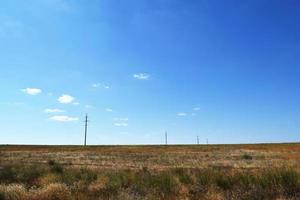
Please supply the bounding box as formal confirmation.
[0,144,299,199]
[0,143,299,171]
[0,184,27,200]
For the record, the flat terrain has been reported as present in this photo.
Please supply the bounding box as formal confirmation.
[1,143,300,199]
[1,143,299,171]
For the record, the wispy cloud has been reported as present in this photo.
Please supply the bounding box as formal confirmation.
[13,102,25,106]
[114,118,129,121]
[114,122,129,127]
[114,118,129,127]
[49,115,78,122]
[193,107,200,111]
[105,108,113,112]
[177,112,187,117]
[58,94,74,104]
[21,88,42,95]
[44,108,64,113]
[133,73,150,80]
[85,105,93,109]
[92,83,100,88]
[92,83,110,89]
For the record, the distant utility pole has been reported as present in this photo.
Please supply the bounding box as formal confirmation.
[206,138,208,145]
[197,136,199,145]
[84,114,88,147]
[165,131,168,145]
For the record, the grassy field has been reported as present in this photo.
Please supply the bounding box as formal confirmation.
[0,143,300,199]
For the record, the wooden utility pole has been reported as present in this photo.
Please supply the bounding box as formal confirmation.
[84,114,88,146]
[165,131,168,145]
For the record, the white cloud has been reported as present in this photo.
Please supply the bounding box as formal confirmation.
[21,88,42,95]
[193,107,200,111]
[114,122,128,127]
[85,105,93,108]
[58,94,74,104]
[44,108,65,113]
[13,102,25,106]
[49,115,78,122]
[114,118,129,121]
[92,83,110,89]
[73,102,79,105]
[133,73,150,80]
[114,118,129,127]
[105,108,113,112]
[177,113,187,117]
[92,83,100,88]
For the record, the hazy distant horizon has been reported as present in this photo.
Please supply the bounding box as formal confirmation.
[1,140,299,146]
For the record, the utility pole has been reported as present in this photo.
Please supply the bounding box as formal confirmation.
[165,131,168,145]
[84,114,88,147]
[197,136,199,145]
[206,138,208,145]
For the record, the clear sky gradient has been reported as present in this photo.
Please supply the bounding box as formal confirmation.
[0,0,299,145]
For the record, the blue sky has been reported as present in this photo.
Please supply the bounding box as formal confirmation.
[0,0,299,145]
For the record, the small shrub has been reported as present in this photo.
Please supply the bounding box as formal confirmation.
[47,160,56,166]
[77,168,98,184]
[106,172,125,192]
[0,165,45,186]
[150,172,178,198]
[50,163,64,174]
[47,159,64,174]
[195,169,215,186]
[61,168,97,186]
[0,166,16,183]
[131,170,151,196]
[17,165,45,186]
[215,174,234,190]
[98,172,125,198]
[242,154,253,160]
[173,168,191,184]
